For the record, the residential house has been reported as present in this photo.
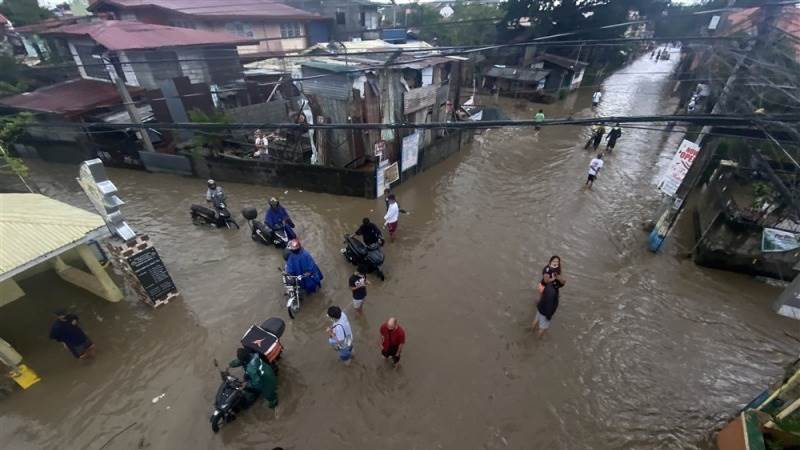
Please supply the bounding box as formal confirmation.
[482,65,549,99]
[299,53,464,168]
[39,20,248,90]
[0,78,150,165]
[87,0,331,58]
[532,53,588,92]
[12,17,85,60]
[285,0,380,41]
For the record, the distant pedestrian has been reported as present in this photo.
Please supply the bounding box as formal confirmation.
[656,49,662,61]
[587,124,606,151]
[379,317,406,368]
[605,124,622,152]
[49,309,95,359]
[592,90,602,108]
[534,109,545,131]
[384,194,399,242]
[586,153,604,188]
[349,265,369,314]
[650,50,655,59]
[532,256,565,338]
[327,306,354,364]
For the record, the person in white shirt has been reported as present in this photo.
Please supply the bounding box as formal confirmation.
[586,154,604,189]
[327,306,353,364]
[383,194,399,242]
[253,129,269,160]
[592,91,602,108]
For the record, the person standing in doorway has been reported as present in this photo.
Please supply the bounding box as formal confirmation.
[592,90,602,108]
[327,306,354,364]
[49,309,95,359]
[606,124,622,152]
[586,154,604,189]
[534,109,545,131]
[349,265,369,314]
[384,195,400,242]
[379,317,406,368]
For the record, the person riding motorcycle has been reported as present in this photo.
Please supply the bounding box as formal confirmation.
[228,347,278,409]
[265,197,296,240]
[285,239,323,294]
[206,179,226,205]
[354,217,383,246]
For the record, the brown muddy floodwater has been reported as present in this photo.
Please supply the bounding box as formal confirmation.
[1,52,797,450]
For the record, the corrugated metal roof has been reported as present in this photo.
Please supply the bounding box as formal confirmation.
[486,66,549,83]
[89,0,323,20]
[44,20,249,51]
[0,79,140,117]
[0,194,110,281]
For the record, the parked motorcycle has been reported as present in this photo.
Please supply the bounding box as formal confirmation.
[210,317,285,433]
[279,268,304,319]
[341,234,385,281]
[242,207,289,248]
[191,194,238,229]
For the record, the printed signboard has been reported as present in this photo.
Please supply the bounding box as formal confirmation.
[658,139,700,196]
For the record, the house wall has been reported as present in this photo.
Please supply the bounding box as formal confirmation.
[108,7,310,52]
[115,46,242,90]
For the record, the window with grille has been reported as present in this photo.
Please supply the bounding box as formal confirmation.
[280,22,303,38]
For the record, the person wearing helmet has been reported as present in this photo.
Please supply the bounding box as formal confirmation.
[206,179,225,204]
[285,239,323,293]
[228,347,278,409]
[265,197,296,240]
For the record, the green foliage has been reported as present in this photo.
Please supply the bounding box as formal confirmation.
[0,113,33,179]
[188,109,232,153]
[0,0,53,26]
[409,3,500,46]
[0,54,33,96]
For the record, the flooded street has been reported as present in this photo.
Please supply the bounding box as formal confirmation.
[1,53,797,450]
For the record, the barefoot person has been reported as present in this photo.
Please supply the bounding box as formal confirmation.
[379,317,405,368]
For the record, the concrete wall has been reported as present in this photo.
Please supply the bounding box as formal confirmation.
[191,155,375,197]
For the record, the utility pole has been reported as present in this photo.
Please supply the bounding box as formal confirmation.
[101,54,156,153]
[648,1,761,252]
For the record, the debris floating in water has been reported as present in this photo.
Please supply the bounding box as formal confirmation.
[152,393,166,404]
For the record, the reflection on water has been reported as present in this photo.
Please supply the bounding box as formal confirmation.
[0,53,796,450]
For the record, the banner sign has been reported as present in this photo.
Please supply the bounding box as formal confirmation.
[762,228,800,252]
[383,162,400,185]
[658,139,700,196]
[401,131,421,172]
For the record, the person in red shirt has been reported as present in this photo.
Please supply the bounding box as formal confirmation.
[379,317,405,368]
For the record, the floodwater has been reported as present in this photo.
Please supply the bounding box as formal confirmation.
[1,52,797,450]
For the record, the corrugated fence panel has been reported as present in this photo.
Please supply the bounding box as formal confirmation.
[300,69,352,101]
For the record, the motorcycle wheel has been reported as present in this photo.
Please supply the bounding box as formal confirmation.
[287,295,300,319]
[287,305,296,319]
[211,412,224,433]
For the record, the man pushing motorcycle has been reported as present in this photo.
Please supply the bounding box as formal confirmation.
[228,347,278,409]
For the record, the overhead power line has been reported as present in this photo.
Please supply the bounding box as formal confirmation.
[21,114,800,133]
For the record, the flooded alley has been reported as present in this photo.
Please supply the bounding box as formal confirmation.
[1,53,797,450]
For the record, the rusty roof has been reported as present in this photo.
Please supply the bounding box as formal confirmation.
[535,53,588,70]
[723,6,800,59]
[0,79,138,117]
[89,0,323,21]
[43,20,251,50]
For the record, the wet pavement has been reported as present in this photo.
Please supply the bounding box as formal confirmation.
[1,52,797,450]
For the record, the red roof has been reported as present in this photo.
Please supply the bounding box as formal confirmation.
[43,20,250,51]
[89,0,322,21]
[13,17,83,34]
[0,79,138,117]
[723,6,800,59]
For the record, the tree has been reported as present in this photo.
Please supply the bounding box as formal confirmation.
[411,3,500,46]
[0,0,54,26]
[0,113,34,192]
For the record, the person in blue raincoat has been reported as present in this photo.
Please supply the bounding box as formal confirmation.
[285,239,323,293]
[265,197,297,240]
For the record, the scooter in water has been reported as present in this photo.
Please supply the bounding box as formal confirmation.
[191,195,239,229]
[210,317,285,433]
[279,268,304,319]
[242,208,289,248]
[341,235,385,280]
